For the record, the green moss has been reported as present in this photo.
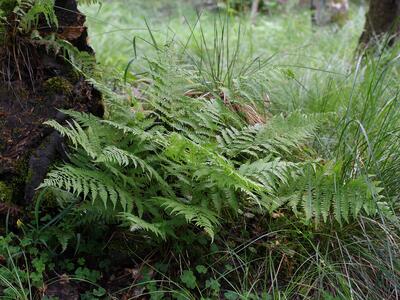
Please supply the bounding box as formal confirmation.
[0,181,12,202]
[26,168,34,184]
[66,69,81,83]
[37,188,59,208]
[10,155,29,193]
[43,76,74,96]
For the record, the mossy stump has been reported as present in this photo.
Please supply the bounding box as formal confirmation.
[0,0,103,211]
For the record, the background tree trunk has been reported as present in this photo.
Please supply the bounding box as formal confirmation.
[359,0,400,48]
[0,0,103,209]
[250,0,261,24]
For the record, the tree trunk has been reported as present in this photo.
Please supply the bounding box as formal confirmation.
[250,0,261,24]
[359,0,400,48]
[0,0,103,209]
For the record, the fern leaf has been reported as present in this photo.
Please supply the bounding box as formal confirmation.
[156,197,219,241]
[120,213,166,239]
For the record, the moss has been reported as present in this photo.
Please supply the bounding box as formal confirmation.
[0,181,12,202]
[66,69,81,83]
[36,188,59,208]
[43,76,74,96]
[7,156,30,201]
[14,155,29,177]
[25,168,34,184]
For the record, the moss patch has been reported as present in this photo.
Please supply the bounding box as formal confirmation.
[0,181,12,202]
[43,76,74,96]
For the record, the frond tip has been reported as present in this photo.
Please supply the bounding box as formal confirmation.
[120,213,166,239]
[155,197,220,241]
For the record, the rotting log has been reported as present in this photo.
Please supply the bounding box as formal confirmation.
[0,0,103,209]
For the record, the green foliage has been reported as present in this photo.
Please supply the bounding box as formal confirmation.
[16,0,58,33]
[277,162,389,225]
[0,0,98,81]
[41,73,323,242]
[180,270,197,289]
[217,112,318,159]
[0,0,58,34]
[120,212,166,239]
[41,38,395,247]
[3,1,400,299]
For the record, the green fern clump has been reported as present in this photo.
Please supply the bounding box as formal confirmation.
[32,5,400,298]
[41,61,325,240]
[217,112,318,159]
[0,0,58,35]
[274,162,390,226]
[16,0,58,33]
[40,45,395,244]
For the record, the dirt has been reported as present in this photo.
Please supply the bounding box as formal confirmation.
[0,0,103,205]
[0,58,103,202]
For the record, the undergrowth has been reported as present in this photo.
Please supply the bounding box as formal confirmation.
[1,1,400,299]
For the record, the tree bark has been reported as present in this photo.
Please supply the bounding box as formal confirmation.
[359,0,400,48]
[0,0,103,208]
[250,0,261,23]
[250,0,261,24]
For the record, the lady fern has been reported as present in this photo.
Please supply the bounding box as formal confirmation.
[217,112,319,159]
[275,162,390,226]
[41,47,394,241]
[17,0,58,33]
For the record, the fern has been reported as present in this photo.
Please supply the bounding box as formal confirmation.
[41,48,395,242]
[15,0,58,33]
[120,213,166,239]
[217,112,319,159]
[275,162,390,226]
[238,158,307,193]
[41,67,325,240]
[44,119,101,159]
[73,201,120,225]
[40,165,132,210]
[155,197,219,241]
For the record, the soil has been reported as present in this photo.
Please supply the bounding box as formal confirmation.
[0,0,103,205]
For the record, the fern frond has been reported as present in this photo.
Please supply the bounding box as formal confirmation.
[156,197,219,241]
[120,213,166,239]
[44,119,101,159]
[279,163,391,226]
[40,165,131,210]
[239,158,306,192]
[165,133,263,195]
[218,112,319,159]
[16,0,58,33]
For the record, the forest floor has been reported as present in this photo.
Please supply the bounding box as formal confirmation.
[1,1,400,299]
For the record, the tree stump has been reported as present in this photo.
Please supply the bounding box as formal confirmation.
[0,0,103,210]
[359,0,400,48]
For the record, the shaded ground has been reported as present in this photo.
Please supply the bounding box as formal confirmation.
[0,0,103,205]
